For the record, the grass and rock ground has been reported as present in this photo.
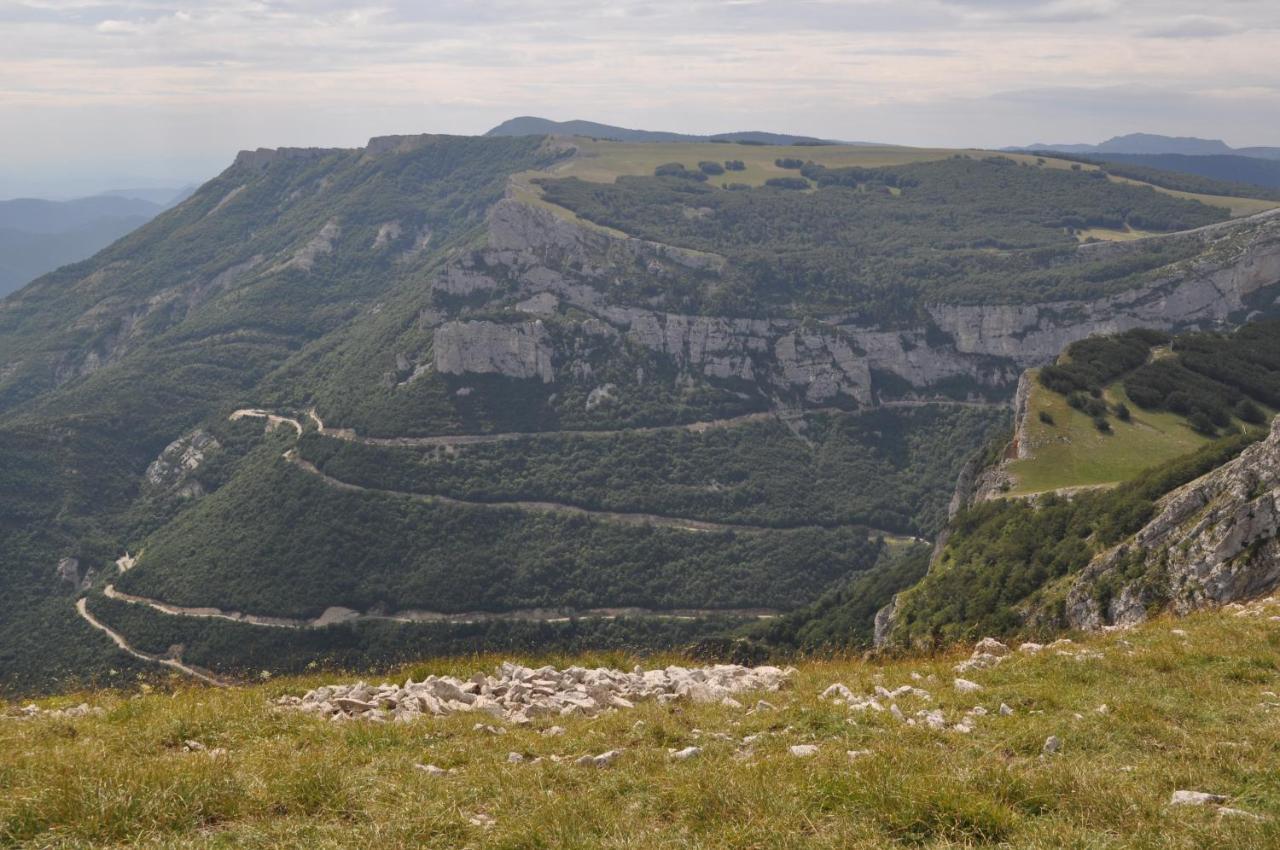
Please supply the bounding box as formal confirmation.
[5,597,1280,848]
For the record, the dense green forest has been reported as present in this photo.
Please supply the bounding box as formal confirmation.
[117,443,886,619]
[0,135,563,692]
[538,156,1227,319]
[297,406,1006,537]
[752,545,932,650]
[1041,319,1280,436]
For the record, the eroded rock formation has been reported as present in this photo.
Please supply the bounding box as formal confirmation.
[1067,416,1280,629]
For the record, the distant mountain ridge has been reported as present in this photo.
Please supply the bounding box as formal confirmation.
[1076,153,1280,192]
[485,116,851,146]
[1013,132,1280,160]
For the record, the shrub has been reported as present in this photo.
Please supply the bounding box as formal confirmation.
[698,161,725,176]
[764,177,810,190]
[1038,411,1055,426]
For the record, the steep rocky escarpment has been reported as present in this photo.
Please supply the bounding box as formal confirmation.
[416,198,1280,413]
[1066,416,1280,629]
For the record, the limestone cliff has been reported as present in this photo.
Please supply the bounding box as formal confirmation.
[1065,417,1280,629]
[423,197,1280,409]
[145,429,221,499]
[433,320,556,383]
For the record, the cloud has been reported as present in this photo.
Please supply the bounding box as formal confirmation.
[1144,15,1245,39]
[2,0,1280,193]
[95,19,142,35]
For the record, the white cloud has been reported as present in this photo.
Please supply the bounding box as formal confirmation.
[95,19,142,35]
[1,0,1279,191]
[1144,15,1245,39]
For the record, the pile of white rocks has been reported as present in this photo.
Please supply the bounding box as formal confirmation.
[4,702,104,720]
[277,661,793,724]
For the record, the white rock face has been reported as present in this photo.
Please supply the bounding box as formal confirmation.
[478,198,1280,403]
[145,429,220,498]
[433,320,555,383]
[278,661,792,724]
[1067,416,1280,629]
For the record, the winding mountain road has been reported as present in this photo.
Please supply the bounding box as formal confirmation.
[238,407,927,540]
[102,583,777,629]
[75,597,227,686]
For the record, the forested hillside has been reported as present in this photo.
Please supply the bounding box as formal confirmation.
[538,156,1231,319]
[2,132,1278,693]
[872,320,1280,648]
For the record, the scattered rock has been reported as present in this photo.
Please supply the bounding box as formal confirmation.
[953,678,983,694]
[999,703,1014,716]
[847,749,873,761]
[821,683,854,700]
[282,662,792,724]
[5,702,104,720]
[1169,790,1228,807]
[415,763,449,776]
[789,744,819,758]
[974,637,1010,657]
[671,746,702,761]
[1043,735,1062,755]
[576,750,622,768]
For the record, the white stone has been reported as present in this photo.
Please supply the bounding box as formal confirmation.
[1169,790,1228,807]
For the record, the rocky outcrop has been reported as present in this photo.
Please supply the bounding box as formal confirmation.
[433,320,555,383]
[1066,416,1280,629]
[928,210,1280,368]
[145,429,221,499]
[277,661,792,724]
[55,557,90,592]
[278,219,339,272]
[232,146,339,174]
[467,199,1280,405]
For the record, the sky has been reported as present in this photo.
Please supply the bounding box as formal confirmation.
[3,0,1279,197]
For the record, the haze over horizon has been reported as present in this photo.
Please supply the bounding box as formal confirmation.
[4,0,1280,198]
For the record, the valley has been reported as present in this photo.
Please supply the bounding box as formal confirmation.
[2,130,1279,692]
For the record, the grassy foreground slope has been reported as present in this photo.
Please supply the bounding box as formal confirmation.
[6,600,1280,848]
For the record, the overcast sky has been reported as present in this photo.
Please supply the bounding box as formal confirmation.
[3,0,1279,197]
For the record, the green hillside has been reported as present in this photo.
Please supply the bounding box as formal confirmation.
[1009,322,1279,496]
[1,130,1278,693]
